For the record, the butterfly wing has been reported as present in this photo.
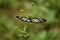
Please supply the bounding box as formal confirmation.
[16,16,31,22]
[16,16,47,23]
[31,18,40,23]
[31,18,47,23]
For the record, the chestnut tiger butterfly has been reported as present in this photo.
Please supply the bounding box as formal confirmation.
[16,16,47,23]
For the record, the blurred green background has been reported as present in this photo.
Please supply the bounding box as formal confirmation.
[0,0,60,40]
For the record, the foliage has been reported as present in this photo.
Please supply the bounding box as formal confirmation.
[0,0,60,40]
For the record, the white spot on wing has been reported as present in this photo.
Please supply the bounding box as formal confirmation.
[31,19,40,22]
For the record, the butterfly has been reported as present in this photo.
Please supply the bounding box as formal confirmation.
[16,16,47,23]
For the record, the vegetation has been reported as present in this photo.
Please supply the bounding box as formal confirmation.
[0,0,60,40]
